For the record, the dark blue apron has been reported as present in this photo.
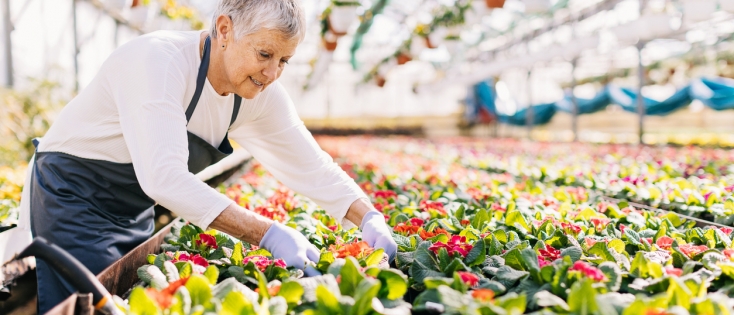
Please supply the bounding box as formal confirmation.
[30,36,241,313]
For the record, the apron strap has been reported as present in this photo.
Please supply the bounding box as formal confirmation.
[230,95,242,128]
[185,36,211,124]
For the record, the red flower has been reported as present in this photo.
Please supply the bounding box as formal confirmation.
[664,267,682,277]
[420,200,447,216]
[457,271,479,287]
[584,238,598,248]
[251,205,288,222]
[196,233,218,250]
[655,236,674,250]
[373,190,397,200]
[428,236,473,257]
[174,253,209,267]
[561,222,582,235]
[569,261,606,282]
[723,249,734,260]
[419,228,450,240]
[538,244,561,263]
[720,226,733,235]
[471,288,495,302]
[678,244,708,258]
[242,255,287,272]
[460,219,471,226]
[589,218,611,231]
[409,217,425,227]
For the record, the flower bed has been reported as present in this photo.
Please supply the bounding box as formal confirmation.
[110,137,734,314]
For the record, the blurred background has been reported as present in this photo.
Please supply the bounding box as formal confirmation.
[4,0,734,168]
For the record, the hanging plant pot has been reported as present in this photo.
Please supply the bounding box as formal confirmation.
[396,53,412,65]
[485,0,505,9]
[375,75,386,87]
[322,31,339,51]
[329,4,359,35]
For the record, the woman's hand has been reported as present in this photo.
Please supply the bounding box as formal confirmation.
[209,203,319,270]
[347,198,398,262]
[259,222,320,270]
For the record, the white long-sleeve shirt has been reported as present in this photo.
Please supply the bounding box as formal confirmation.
[17,30,366,231]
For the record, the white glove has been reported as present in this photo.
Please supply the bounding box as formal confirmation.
[259,222,320,270]
[360,211,398,262]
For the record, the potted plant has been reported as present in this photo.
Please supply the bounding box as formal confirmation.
[485,0,505,8]
[329,0,360,35]
[322,31,339,51]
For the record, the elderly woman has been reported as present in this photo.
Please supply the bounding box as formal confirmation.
[17,0,397,312]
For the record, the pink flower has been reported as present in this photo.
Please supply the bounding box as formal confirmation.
[538,244,561,263]
[590,218,611,231]
[373,190,397,200]
[655,236,674,250]
[196,234,218,250]
[720,227,733,235]
[678,244,709,258]
[665,267,682,277]
[242,255,286,272]
[420,200,447,216]
[584,238,598,248]
[569,261,606,282]
[428,236,473,257]
[561,222,582,235]
[723,249,734,261]
[538,256,551,268]
[457,271,479,287]
[175,253,209,267]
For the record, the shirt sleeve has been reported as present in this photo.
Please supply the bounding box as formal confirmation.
[229,82,367,223]
[106,38,233,230]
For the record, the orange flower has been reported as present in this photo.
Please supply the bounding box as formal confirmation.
[419,228,450,240]
[256,285,281,296]
[644,308,670,315]
[145,277,189,308]
[394,223,421,236]
[330,241,375,259]
[471,288,495,302]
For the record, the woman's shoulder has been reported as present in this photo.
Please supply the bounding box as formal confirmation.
[108,31,199,64]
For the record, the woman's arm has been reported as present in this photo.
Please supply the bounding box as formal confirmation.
[207,203,272,244]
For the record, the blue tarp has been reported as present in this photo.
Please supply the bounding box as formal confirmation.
[468,77,734,126]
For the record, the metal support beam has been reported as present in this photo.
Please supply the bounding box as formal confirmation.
[637,41,646,145]
[526,69,534,140]
[1,0,13,87]
[570,58,579,142]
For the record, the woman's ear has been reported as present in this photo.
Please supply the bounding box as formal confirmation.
[215,14,233,43]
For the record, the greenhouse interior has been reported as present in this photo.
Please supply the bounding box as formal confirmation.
[5,0,734,314]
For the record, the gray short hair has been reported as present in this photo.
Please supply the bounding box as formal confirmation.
[210,0,306,42]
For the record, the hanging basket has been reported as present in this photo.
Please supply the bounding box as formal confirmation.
[322,37,338,51]
[397,53,412,65]
[329,5,359,35]
[375,75,386,87]
[485,0,505,8]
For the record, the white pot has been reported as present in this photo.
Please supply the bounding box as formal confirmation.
[722,0,734,13]
[682,0,716,23]
[125,5,150,27]
[329,5,359,34]
[102,0,130,12]
[523,0,551,14]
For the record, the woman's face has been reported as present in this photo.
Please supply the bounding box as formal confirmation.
[223,29,299,99]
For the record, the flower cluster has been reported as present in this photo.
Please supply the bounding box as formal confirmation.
[568,261,606,282]
[428,235,473,257]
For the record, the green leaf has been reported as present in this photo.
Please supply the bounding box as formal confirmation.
[598,262,622,292]
[203,265,219,285]
[630,252,663,279]
[220,291,255,315]
[506,210,531,232]
[533,290,570,312]
[231,242,244,267]
[488,235,504,256]
[492,266,529,288]
[185,274,213,308]
[607,239,625,254]
[351,278,381,315]
[567,279,598,315]
[588,242,617,263]
[178,261,193,279]
[363,248,385,267]
[443,257,470,275]
[414,241,440,271]
[128,286,161,315]
[376,269,408,300]
[146,254,156,265]
[339,257,364,296]
[464,238,486,267]
[246,248,272,257]
[278,280,305,308]
[438,247,451,271]
[472,209,490,230]
[561,246,582,262]
[316,285,342,314]
[317,251,336,273]
[667,278,692,309]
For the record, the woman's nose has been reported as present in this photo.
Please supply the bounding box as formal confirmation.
[262,61,278,81]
